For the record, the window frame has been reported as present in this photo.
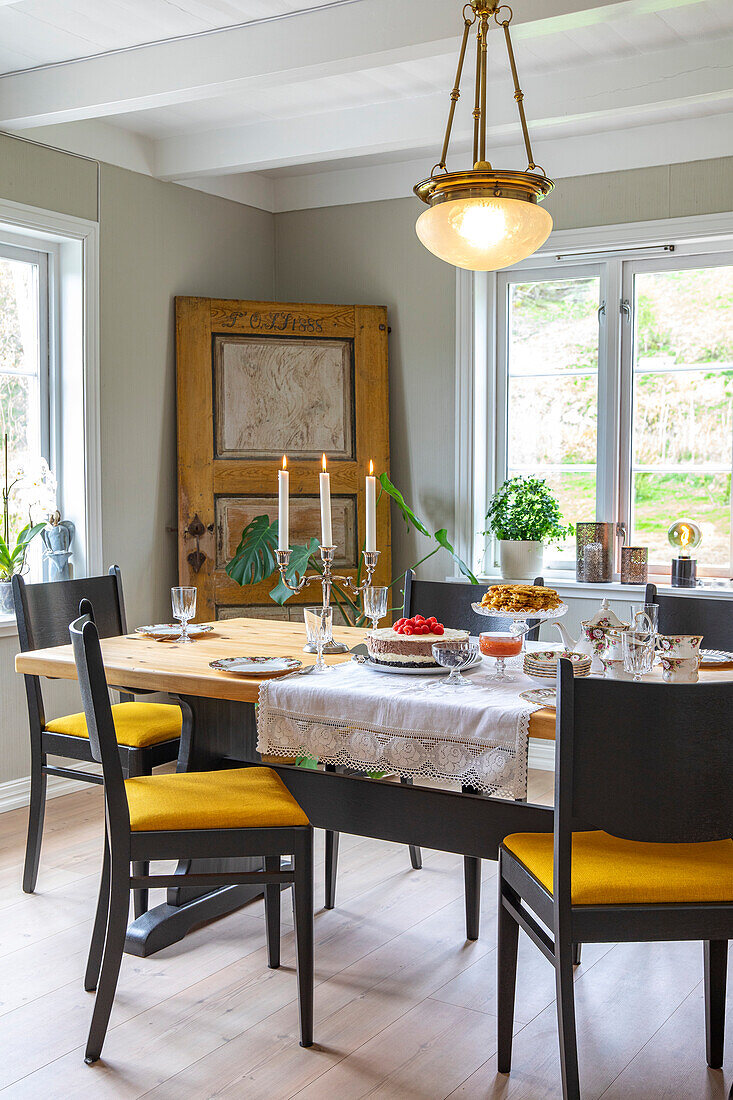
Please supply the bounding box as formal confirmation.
[0,198,100,632]
[456,211,733,584]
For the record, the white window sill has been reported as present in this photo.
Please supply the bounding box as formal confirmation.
[0,615,18,638]
[474,573,733,601]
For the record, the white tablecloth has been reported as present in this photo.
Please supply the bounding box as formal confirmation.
[257,657,546,800]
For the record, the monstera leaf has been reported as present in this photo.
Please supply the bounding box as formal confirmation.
[225,515,279,586]
[378,473,429,536]
[269,537,320,605]
[433,528,479,584]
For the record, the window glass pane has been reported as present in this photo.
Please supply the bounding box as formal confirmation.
[506,276,600,561]
[0,256,41,462]
[633,472,730,567]
[631,266,733,570]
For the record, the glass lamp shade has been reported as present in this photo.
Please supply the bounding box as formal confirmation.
[668,519,702,556]
[415,194,553,271]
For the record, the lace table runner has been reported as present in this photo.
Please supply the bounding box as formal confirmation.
[257,659,546,800]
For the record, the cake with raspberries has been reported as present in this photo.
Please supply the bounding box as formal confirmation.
[366,614,469,668]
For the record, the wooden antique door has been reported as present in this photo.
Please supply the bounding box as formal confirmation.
[175,298,391,622]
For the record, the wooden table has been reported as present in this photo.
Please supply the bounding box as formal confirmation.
[9,619,587,955]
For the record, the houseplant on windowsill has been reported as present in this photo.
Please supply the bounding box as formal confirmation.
[0,433,56,615]
[483,475,572,581]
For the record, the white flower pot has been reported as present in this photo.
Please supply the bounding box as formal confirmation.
[0,580,14,616]
[498,540,544,582]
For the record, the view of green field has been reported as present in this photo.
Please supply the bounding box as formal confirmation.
[506,265,733,572]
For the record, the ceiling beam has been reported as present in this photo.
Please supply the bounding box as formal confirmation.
[270,110,733,211]
[0,0,682,129]
[153,35,733,179]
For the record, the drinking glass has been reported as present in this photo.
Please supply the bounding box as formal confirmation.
[629,603,658,637]
[621,629,655,682]
[363,586,388,632]
[171,586,197,643]
[431,639,479,689]
[304,606,333,672]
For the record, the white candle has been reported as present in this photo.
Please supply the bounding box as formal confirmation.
[278,456,289,550]
[319,453,333,546]
[365,459,377,552]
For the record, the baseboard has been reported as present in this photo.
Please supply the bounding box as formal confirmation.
[528,738,555,772]
[0,761,102,814]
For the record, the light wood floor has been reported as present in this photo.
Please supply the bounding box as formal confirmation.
[0,771,730,1099]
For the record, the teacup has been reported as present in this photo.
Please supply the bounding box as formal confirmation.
[601,628,632,662]
[600,656,632,681]
[660,655,699,684]
[656,634,703,659]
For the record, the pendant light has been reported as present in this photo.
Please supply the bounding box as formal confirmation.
[414,0,554,271]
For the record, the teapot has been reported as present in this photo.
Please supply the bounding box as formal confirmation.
[554,599,629,673]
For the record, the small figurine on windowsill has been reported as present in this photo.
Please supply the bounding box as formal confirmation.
[668,519,701,588]
[41,510,75,581]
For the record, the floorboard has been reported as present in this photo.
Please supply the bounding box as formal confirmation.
[0,772,729,1099]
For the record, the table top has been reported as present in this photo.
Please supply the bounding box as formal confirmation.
[15,617,732,743]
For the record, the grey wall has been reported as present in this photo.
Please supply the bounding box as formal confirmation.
[275,155,733,584]
[0,139,275,786]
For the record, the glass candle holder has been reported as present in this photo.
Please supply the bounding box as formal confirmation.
[575,522,614,583]
[620,545,648,585]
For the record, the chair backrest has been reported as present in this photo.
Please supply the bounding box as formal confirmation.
[555,657,733,848]
[13,566,129,732]
[69,613,129,831]
[403,571,545,641]
[645,582,733,650]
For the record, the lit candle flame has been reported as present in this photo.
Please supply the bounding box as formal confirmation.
[369,459,374,476]
[321,453,327,472]
[281,455,287,471]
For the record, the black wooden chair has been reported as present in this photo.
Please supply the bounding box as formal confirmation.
[498,659,733,1099]
[70,611,314,1064]
[403,570,546,641]
[645,582,733,649]
[13,568,188,916]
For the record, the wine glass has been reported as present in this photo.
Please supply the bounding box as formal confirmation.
[629,603,658,638]
[304,606,333,672]
[171,586,197,643]
[363,586,388,632]
[622,629,655,682]
[431,639,479,689]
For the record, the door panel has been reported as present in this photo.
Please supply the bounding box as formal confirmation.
[176,297,391,621]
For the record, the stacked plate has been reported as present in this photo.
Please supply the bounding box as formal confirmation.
[523,649,591,682]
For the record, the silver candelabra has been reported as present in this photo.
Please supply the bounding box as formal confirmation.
[275,546,381,654]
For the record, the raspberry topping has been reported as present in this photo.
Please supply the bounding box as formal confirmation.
[393,615,444,635]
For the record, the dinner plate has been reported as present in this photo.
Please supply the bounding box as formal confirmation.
[209,656,302,676]
[471,602,568,622]
[135,623,214,640]
[354,652,483,676]
[699,648,733,667]
[519,687,557,705]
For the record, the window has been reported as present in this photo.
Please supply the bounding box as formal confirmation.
[0,242,49,473]
[463,221,733,581]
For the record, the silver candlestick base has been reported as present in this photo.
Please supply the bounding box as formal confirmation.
[275,546,382,655]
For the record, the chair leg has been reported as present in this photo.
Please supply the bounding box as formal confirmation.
[293,831,314,1048]
[572,943,582,966]
[22,749,47,893]
[462,784,480,940]
[84,855,130,1064]
[264,856,281,969]
[555,943,581,1100]
[126,759,151,918]
[85,827,111,992]
[399,777,423,869]
[324,827,339,911]
[497,883,520,1073]
[704,939,728,1069]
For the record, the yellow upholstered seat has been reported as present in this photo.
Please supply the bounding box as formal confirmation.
[124,766,310,832]
[503,830,733,906]
[45,702,182,749]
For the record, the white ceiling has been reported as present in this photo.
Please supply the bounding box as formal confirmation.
[0,0,731,212]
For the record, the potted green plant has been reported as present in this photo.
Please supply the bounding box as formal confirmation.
[483,475,571,581]
[0,434,56,615]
